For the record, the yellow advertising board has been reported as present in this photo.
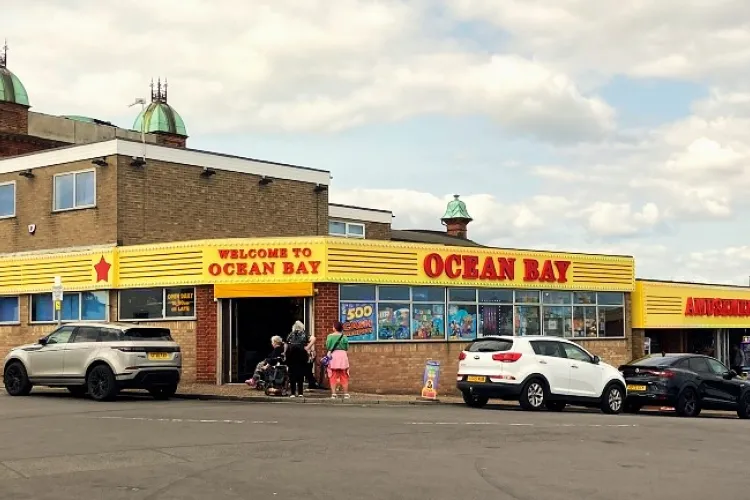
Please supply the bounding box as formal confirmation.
[632,279,750,329]
[0,237,634,294]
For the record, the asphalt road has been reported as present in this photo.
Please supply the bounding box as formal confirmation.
[0,392,747,500]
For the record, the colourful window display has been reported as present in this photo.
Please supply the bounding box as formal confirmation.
[339,302,377,342]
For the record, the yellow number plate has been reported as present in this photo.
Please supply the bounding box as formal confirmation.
[467,376,486,383]
[627,384,647,392]
[147,352,170,361]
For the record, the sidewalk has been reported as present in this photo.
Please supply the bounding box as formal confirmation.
[176,383,463,406]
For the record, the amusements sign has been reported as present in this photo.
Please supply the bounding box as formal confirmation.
[340,302,376,342]
[207,246,322,278]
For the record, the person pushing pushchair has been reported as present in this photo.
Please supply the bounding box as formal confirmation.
[245,336,285,389]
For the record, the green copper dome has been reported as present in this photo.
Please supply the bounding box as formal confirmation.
[133,102,187,136]
[441,195,472,221]
[0,66,29,106]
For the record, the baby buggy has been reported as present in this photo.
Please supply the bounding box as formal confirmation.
[257,361,290,397]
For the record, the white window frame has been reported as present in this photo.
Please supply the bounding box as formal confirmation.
[329,220,366,239]
[29,291,110,324]
[118,287,197,322]
[52,168,97,212]
[0,180,16,219]
[0,296,20,324]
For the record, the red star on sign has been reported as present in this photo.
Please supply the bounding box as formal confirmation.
[94,256,111,282]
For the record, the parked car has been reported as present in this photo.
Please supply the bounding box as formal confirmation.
[3,322,181,402]
[456,336,626,414]
[619,353,750,418]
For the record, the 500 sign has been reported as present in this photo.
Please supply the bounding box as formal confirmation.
[340,302,376,341]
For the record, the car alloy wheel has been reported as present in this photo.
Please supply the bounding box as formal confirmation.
[527,382,544,408]
[608,387,623,412]
[5,365,22,393]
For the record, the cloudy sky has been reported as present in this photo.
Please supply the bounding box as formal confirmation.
[4,0,750,284]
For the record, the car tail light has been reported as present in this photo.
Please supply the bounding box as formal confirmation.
[112,346,147,352]
[492,352,522,362]
[458,352,467,361]
[645,369,675,378]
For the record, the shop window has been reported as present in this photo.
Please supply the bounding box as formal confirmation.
[515,290,540,304]
[597,292,624,306]
[543,306,572,337]
[53,170,96,211]
[340,301,377,341]
[378,286,410,301]
[448,288,476,302]
[573,292,596,305]
[377,303,411,340]
[329,220,366,239]
[573,306,597,337]
[515,305,541,336]
[543,291,571,305]
[478,304,513,337]
[118,288,195,320]
[412,287,445,302]
[478,289,513,303]
[412,304,445,339]
[340,284,375,301]
[598,306,624,337]
[30,291,107,323]
[0,181,16,218]
[448,304,477,341]
[0,296,19,323]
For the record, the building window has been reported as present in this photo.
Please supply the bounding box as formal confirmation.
[337,285,626,342]
[118,287,196,320]
[0,181,16,219]
[30,291,108,323]
[53,170,96,211]
[0,296,19,323]
[329,220,366,239]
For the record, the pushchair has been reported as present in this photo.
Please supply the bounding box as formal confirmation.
[257,361,290,397]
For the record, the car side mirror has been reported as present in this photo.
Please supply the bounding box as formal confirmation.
[37,337,48,346]
[592,355,600,364]
[726,370,738,380]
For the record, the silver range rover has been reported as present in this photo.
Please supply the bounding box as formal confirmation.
[3,322,182,401]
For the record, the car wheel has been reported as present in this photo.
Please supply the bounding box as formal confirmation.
[3,361,32,396]
[675,387,701,417]
[462,391,489,408]
[737,392,750,419]
[87,365,118,402]
[623,400,642,414]
[67,386,87,397]
[545,401,566,412]
[601,384,624,414]
[519,378,546,411]
[149,384,178,401]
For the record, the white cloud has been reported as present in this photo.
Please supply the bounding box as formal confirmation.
[2,0,612,142]
[584,202,660,237]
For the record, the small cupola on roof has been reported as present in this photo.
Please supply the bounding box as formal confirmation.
[441,194,473,239]
[0,41,29,107]
[133,78,188,148]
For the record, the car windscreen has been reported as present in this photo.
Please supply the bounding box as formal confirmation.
[468,339,513,353]
[629,355,680,367]
[121,328,173,341]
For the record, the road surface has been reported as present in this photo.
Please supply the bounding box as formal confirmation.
[0,391,745,499]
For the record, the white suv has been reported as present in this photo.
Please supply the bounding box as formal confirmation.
[457,336,626,414]
[3,322,181,402]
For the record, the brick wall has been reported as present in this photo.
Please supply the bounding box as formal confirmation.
[152,133,186,148]
[0,102,29,135]
[0,159,118,253]
[195,286,217,383]
[313,284,636,395]
[0,134,64,158]
[116,156,328,246]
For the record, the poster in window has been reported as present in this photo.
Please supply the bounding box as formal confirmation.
[340,302,376,342]
[166,288,195,317]
[479,305,513,337]
[448,304,477,341]
[514,305,541,336]
[412,304,445,340]
[377,303,411,340]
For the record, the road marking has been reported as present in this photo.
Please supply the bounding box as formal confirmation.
[94,416,278,425]
[407,422,638,428]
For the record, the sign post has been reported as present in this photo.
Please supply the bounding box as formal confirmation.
[420,360,441,401]
[52,276,63,326]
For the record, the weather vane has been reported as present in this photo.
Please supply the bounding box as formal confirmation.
[150,77,168,102]
[0,39,8,68]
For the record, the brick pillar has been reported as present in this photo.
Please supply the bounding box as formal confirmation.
[313,283,339,355]
[153,132,187,148]
[0,101,29,134]
[195,286,217,383]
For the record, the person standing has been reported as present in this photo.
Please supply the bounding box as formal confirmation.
[286,321,309,398]
[732,345,746,374]
[326,321,350,399]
